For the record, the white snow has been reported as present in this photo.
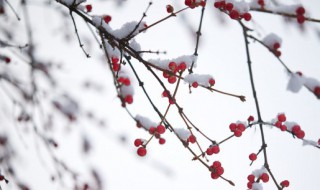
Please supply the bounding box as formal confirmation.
[287,73,306,93]
[252,182,263,190]
[135,115,157,130]
[148,55,197,71]
[58,0,86,6]
[252,166,267,177]
[262,33,282,49]
[184,74,214,87]
[174,128,191,141]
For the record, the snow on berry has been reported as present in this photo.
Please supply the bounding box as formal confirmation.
[148,55,197,71]
[262,33,282,50]
[174,128,191,141]
[135,115,157,131]
[184,74,215,88]
[252,166,267,178]
[252,182,263,190]
[287,72,306,93]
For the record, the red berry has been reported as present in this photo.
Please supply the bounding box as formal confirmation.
[234,130,242,137]
[229,10,240,20]
[258,0,264,6]
[103,15,112,24]
[249,153,257,161]
[295,130,305,139]
[214,2,221,8]
[206,147,214,155]
[275,121,281,128]
[291,125,301,134]
[215,166,224,175]
[0,175,4,181]
[166,5,174,13]
[296,7,305,15]
[168,97,175,104]
[225,3,233,11]
[247,174,255,182]
[260,173,269,183]
[168,76,177,84]
[188,135,196,143]
[137,147,147,157]
[237,123,246,132]
[280,125,287,131]
[318,139,320,145]
[212,161,221,168]
[162,90,169,97]
[192,81,199,88]
[297,15,305,24]
[178,62,187,71]
[273,42,280,49]
[275,50,281,57]
[149,127,155,134]
[5,57,11,63]
[277,113,286,122]
[159,138,166,145]
[247,182,253,189]
[212,145,220,154]
[124,95,133,104]
[118,77,125,83]
[211,172,219,179]
[248,115,254,122]
[134,139,142,147]
[199,1,206,7]
[209,78,215,86]
[85,4,92,12]
[112,63,120,71]
[229,123,237,131]
[156,125,166,134]
[168,62,177,71]
[314,86,320,96]
[123,78,131,86]
[281,180,290,187]
[243,12,252,21]
[111,57,119,64]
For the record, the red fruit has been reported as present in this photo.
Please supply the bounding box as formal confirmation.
[214,2,221,8]
[211,145,220,154]
[206,147,214,155]
[118,77,125,83]
[249,153,257,161]
[247,182,253,189]
[296,71,303,76]
[0,175,4,181]
[168,97,175,104]
[137,147,147,157]
[243,12,252,21]
[159,138,166,145]
[166,5,174,13]
[275,121,281,128]
[209,78,215,86]
[212,161,221,168]
[192,81,199,88]
[296,7,305,15]
[188,135,196,143]
[295,130,305,139]
[162,90,169,97]
[314,86,320,96]
[281,180,290,187]
[234,130,242,137]
[277,113,286,122]
[168,62,177,71]
[229,10,240,20]
[247,174,255,182]
[211,172,219,179]
[5,57,11,63]
[111,57,119,64]
[149,127,156,134]
[248,115,254,122]
[237,123,246,132]
[260,173,269,183]
[258,0,264,6]
[229,123,237,131]
[199,1,206,7]
[103,15,112,24]
[215,166,224,175]
[273,42,280,49]
[275,50,281,57]
[112,63,120,71]
[123,78,131,86]
[178,62,187,71]
[318,138,320,145]
[225,3,233,11]
[124,95,133,104]
[85,4,92,12]
[134,139,142,147]
[168,76,177,84]
[156,125,166,134]
[291,125,301,134]
[280,125,287,131]
[297,15,305,24]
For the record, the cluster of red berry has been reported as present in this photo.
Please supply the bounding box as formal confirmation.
[162,61,187,84]
[295,6,305,24]
[247,172,269,189]
[210,161,224,179]
[274,113,305,139]
[229,122,246,137]
[206,144,220,155]
[184,0,206,9]
[214,1,252,21]
[134,124,167,157]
